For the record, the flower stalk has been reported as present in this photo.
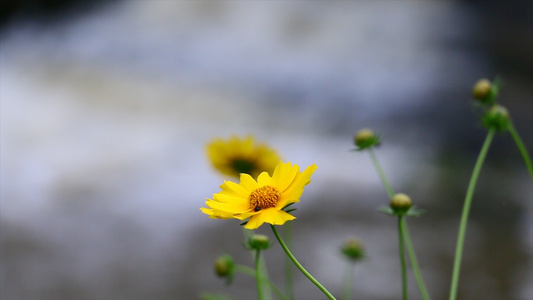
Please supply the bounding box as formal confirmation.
[368,148,394,198]
[341,263,355,300]
[234,265,289,300]
[398,216,408,300]
[449,129,495,300]
[402,219,431,300]
[340,237,364,300]
[365,143,430,300]
[255,249,264,300]
[284,223,295,300]
[271,225,337,300]
[244,229,273,299]
[509,123,533,183]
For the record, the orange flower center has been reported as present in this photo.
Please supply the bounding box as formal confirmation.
[249,185,281,211]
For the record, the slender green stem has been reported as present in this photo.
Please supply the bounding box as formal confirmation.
[402,219,431,300]
[368,147,430,299]
[398,216,408,300]
[368,148,430,300]
[284,223,295,300]
[509,123,533,183]
[271,225,338,300]
[235,265,290,300]
[449,129,495,300]
[256,250,263,300]
[368,148,395,198]
[341,263,355,300]
[243,228,273,300]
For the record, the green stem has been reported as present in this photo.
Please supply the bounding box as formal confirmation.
[284,223,295,300]
[244,228,273,300]
[402,218,431,300]
[271,225,337,300]
[341,263,355,300]
[368,148,395,198]
[398,216,408,300]
[256,250,263,300]
[449,129,495,300]
[509,123,533,183]
[235,265,290,300]
[368,147,431,299]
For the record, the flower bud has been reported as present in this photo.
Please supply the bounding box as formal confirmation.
[390,193,412,213]
[247,234,271,250]
[482,105,511,132]
[214,254,234,283]
[340,237,365,262]
[354,128,380,150]
[472,79,492,101]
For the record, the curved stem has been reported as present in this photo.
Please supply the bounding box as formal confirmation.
[256,250,263,300]
[368,148,395,199]
[398,216,408,300]
[402,218,431,300]
[271,225,337,300]
[449,129,495,300]
[235,265,290,300]
[509,123,533,183]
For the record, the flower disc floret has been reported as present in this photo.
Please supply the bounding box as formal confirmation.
[250,185,281,211]
[201,161,317,229]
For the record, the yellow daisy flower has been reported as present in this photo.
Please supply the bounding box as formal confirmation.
[206,135,281,179]
[201,161,317,229]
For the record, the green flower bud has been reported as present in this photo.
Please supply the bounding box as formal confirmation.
[390,193,412,214]
[214,254,235,284]
[340,237,365,262]
[247,234,271,250]
[354,128,380,150]
[482,105,511,132]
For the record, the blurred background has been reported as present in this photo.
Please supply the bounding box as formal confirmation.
[1,1,532,299]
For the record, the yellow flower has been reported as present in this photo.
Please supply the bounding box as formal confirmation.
[201,161,317,229]
[206,135,281,179]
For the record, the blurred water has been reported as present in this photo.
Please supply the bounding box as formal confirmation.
[1,1,532,299]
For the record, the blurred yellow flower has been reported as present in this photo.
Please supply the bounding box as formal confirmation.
[206,135,281,178]
[201,161,317,229]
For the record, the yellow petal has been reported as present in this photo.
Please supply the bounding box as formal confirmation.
[220,180,251,197]
[271,162,299,193]
[256,171,272,186]
[206,199,248,213]
[278,164,317,208]
[201,207,233,219]
[244,208,296,229]
[239,173,259,191]
[244,214,265,229]
[212,193,248,204]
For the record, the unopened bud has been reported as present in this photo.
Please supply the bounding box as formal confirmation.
[390,193,412,213]
[354,128,380,150]
[214,254,234,283]
[247,234,271,250]
[472,79,492,101]
[341,237,365,262]
[483,105,511,132]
